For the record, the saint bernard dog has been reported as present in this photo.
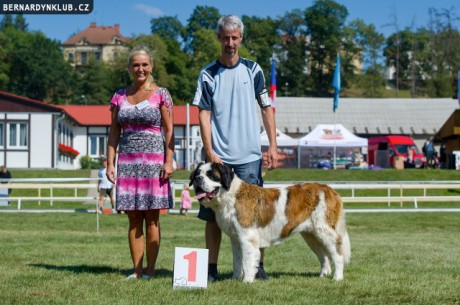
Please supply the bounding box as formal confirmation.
[190,162,351,283]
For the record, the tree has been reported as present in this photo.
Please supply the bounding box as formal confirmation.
[0,32,10,88]
[184,5,220,53]
[241,16,280,73]
[304,0,349,96]
[0,15,14,31]
[347,19,385,96]
[3,28,75,102]
[425,7,460,97]
[78,59,112,105]
[188,28,220,71]
[277,9,308,96]
[150,16,184,41]
[14,14,27,31]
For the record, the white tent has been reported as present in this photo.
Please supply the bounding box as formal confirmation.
[298,124,367,147]
[298,124,367,168]
[260,129,298,168]
[260,129,298,146]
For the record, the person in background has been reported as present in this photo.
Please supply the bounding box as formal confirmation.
[0,165,12,205]
[192,15,278,283]
[405,146,415,168]
[180,184,192,215]
[97,158,115,214]
[106,45,175,280]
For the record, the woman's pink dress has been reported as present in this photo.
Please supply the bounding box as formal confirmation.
[110,87,173,211]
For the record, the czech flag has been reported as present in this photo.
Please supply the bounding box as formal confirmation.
[332,53,341,112]
[269,58,276,113]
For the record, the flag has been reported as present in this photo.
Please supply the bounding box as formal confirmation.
[269,57,277,113]
[332,53,341,112]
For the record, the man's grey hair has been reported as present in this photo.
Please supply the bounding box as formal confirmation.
[216,15,244,37]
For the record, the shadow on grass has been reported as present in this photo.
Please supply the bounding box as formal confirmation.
[29,263,174,278]
[218,271,320,281]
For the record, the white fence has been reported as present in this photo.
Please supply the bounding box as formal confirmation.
[1,179,460,211]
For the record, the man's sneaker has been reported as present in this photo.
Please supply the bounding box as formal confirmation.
[208,271,219,283]
[255,265,269,280]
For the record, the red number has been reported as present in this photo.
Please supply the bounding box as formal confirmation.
[183,251,197,282]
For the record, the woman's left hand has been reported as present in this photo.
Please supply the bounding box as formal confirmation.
[161,162,174,179]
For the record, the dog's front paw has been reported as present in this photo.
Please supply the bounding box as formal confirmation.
[242,277,255,283]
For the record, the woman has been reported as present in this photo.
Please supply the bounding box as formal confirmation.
[106,45,175,279]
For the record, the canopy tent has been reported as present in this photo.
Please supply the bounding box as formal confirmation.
[260,129,298,146]
[299,124,367,147]
[298,124,368,168]
[260,129,298,168]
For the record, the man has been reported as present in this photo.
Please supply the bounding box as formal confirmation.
[192,15,278,282]
[97,158,115,214]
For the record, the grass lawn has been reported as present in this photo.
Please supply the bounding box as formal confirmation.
[0,212,458,305]
[1,168,459,304]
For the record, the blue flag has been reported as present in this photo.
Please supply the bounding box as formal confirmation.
[332,54,341,112]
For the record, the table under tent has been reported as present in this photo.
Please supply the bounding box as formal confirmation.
[297,124,368,169]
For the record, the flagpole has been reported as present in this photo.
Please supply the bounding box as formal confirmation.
[334,112,337,170]
[332,53,340,170]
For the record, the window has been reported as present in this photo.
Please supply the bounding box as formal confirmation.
[95,52,101,61]
[8,122,28,148]
[81,52,87,65]
[0,123,4,148]
[68,53,74,61]
[89,136,106,157]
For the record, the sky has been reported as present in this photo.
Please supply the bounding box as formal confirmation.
[14,0,460,42]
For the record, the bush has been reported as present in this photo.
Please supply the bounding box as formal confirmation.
[79,155,103,169]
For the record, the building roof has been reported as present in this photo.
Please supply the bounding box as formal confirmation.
[58,104,199,127]
[62,22,129,45]
[0,91,62,113]
[58,105,111,126]
[266,97,459,136]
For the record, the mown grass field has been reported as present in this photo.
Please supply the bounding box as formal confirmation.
[1,168,459,305]
[0,212,459,305]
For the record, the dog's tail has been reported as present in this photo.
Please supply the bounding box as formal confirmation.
[337,207,351,265]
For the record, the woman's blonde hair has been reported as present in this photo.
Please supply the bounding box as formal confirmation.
[127,45,155,90]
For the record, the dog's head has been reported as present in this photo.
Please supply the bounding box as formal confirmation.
[189,162,234,205]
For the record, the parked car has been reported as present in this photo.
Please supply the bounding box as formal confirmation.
[368,135,425,168]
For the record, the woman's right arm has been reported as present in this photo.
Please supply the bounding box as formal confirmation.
[106,106,121,184]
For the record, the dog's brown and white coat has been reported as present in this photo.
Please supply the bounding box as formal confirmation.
[190,163,351,283]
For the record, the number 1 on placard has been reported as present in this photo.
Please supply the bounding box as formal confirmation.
[183,251,197,282]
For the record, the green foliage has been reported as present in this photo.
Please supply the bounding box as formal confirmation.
[1,26,75,102]
[184,5,221,51]
[79,155,102,169]
[2,3,460,102]
[150,16,185,41]
[78,59,113,104]
[189,28,220,71]
[305,0,349,96]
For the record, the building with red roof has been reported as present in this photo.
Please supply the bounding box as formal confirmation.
[62,22,130,67]
[0,90,200,169]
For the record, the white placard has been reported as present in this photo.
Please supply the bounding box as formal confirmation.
[173,247,208,289]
